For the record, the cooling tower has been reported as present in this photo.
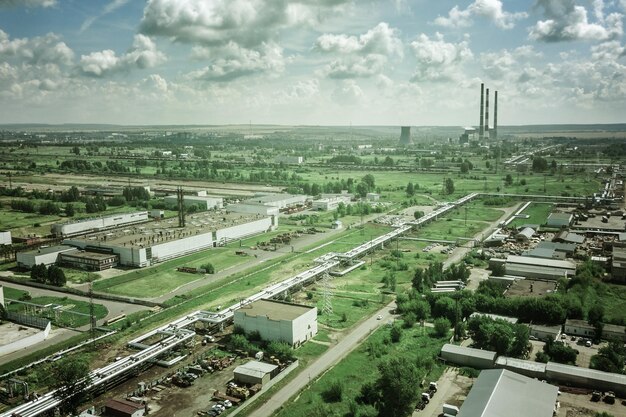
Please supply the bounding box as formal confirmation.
[400,126,412,145]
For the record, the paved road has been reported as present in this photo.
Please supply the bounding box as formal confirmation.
[253,301,397,417]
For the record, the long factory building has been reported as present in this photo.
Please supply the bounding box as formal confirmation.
[0,193,478,417]
[62,211,278,267]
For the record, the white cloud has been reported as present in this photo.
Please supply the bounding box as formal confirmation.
[315,22,402,79]
[434,0,527,29]
[529,0,623,42]
[0,30,74,66]
[186,42,284,82]
[331,79,365,104]
[80,34,166,77]
[410,33,473,82]
[0,0,56,8]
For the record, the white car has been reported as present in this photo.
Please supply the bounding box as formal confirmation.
[376,315,383,320]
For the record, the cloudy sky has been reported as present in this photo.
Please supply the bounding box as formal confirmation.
[0,0,625,126]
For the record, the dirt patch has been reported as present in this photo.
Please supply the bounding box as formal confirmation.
[505,279,557,298]
[558,392,626,417]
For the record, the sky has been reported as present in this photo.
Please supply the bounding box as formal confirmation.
[0,0,625,126]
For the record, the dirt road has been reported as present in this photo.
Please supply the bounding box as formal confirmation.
[252,301,397,417]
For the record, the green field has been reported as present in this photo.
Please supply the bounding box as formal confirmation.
[274,325,448,417]
[599,283,626,325]
[509,202,553,228]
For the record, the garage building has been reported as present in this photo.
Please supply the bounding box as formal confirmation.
[458,369,558,417]
[233,360,278,386]
[234,299,317,347]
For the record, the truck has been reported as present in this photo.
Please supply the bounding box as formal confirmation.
[443,404,460,416]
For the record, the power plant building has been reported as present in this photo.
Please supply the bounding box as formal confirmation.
[234,299,317,347]
[477,83,498,140]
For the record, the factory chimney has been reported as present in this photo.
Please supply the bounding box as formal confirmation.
[485,88,490,137]
[399,126,412,145]
[492,90,498,140]
[479,83,484,139]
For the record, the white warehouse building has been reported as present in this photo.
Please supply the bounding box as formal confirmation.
[227,203,280,216]
[0,230,11,245]
[243,194,307,209]
[163,194,223,210]
[51,211,149,238]
[17,245,76,269]
[234,299,317,347]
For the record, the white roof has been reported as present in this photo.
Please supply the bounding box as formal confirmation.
[506,255,576,269]
[234,360,278,378]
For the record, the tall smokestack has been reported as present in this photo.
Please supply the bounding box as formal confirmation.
[479,83,484,139]
[493,90,498,140]
[485,88,490,136]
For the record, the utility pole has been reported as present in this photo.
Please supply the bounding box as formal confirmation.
[89,281,96,350]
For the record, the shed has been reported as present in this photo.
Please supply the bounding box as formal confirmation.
[564,319,595,339]
[234,360,279,386]
[470,312,518,324]
[440,344,496,369]
[458,369,558,417]
[516,227,535,242]
[529,324,561,341]
[495,356,547,379]
[545,362,626,396]
[104,399,145,417]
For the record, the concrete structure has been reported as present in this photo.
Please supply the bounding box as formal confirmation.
[104,399,145,417]
[233,360,278,386]
[163,194,223,210]
[440,344,496,369]
[601,323,626,342]
[64,211,277,267]
[0,231,11,245]
[51,212,149,238]
[564,319,596,339]
[312,194,352,211]
[503,255,576,280]
[275,156,303,165]
[479,83,485,139]
[612,246,626,281]
[243,194,307,209]
[227,203,279,217]
[399,126,412,145]
[366,193,380,201]
[545,362,626,396]
[458,369,558,417]
[0,320,51,357]
[16,245,76,269]
[495,356,546,380]
[59,250,119,271]
[234,299,317,347]
[546,212,573,228]
[529,324,561,341]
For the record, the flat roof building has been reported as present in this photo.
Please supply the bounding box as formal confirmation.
[16,245,76,269]
[546,212,573,228]
[234,360,279,386]
[545,362,626,396]
[104,398,145,417]
[458,369,558,417]
[504,255,576,280]
[243,194,307,209]
[227,203,280,217]
[564,319,596,339]
[234,299,317,347]
[59,250,119,271]
[163,194,223,210]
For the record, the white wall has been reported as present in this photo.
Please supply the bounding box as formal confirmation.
[227,204,279,216]
[234,306,317,347]
[53,211,148,236]
[0,322,51,357]
[0,231,12,245]
[150,232,214,262]
[216,217,273,243]
[16,247,75,268]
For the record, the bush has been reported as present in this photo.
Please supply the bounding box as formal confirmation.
[433,317,451,338]
[390,323,402,343]
[201,263,215,274]
[321,381,343,403]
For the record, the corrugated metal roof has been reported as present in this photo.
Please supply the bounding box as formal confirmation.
[537,241,576,253]
[546,362,626,385]
[458,369,558,417]
[234,360,278,378]
[441,344,497,361]
[496,356,547,373]
[506,255,576,269]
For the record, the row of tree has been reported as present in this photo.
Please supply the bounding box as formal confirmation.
[30,264,67,286]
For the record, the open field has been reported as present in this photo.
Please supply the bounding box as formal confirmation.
[274,325,448,417]
[509,202,554,228]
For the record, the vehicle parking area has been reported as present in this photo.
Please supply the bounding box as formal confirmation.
[505,279,557,298]
[413,368,473,417]
[557,391,626,417]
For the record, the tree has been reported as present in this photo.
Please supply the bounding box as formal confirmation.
[64,203,75,217]
[443,178,454,195]
[532,156,548,172]
[47,265,66,286]
[356,182,369,198]
[201,262,215,274]
[30,263,48,283]
[406,182,415,196]
[412,268,424,292]
[362,174,375,190]
[321,380,343,403]
[390,323,402,343]
[413,210,424,220]
[71,145,80,155]
[52,357,92,414]
[375,356,420,417]
[433,317,451,338]
[588,304,604,325]
[504,174,513,186]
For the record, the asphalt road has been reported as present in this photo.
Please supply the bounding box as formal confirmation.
[253,301,397,417]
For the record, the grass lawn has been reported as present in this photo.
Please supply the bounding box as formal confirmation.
[7,295,108,328]
[509,202,553,228]
[274,326,448,417]
[414,218,489,240]
[2,285,29,300]
[601,283,626,325]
